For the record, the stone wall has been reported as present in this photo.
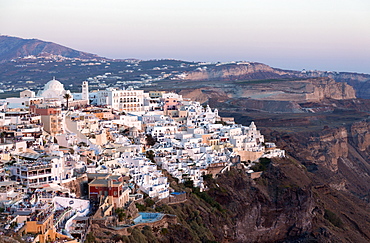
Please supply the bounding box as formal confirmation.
[61,174,88,198]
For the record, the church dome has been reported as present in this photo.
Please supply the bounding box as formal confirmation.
[44,78,65,92]
[37,77,68,100]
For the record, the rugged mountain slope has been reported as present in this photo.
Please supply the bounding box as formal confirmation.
[178,77,356,113]
[170,120,370,243]
[268,121,370,197]
[183,63,370,98]
[0,35,103,62]
[119,152,370,242]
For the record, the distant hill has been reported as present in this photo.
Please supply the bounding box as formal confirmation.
[182,62,370,98]
[0,35,106,62]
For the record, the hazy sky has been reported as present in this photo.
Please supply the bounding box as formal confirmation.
[1,0,369,73]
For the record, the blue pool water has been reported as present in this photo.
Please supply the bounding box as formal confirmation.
[133,212,164,224]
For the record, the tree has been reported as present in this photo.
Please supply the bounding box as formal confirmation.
[145,134,157,146]
[184,179,194,188]
[0,132,6,143]
[63,93,71,110]
[115,208,126,222]
[145,150,156,163]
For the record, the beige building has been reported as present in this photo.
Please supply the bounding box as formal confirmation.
[41,114,63,136]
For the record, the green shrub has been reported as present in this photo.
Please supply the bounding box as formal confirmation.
[202,174,213,181]
[193,190,223,212]
[136,203,146,212]
[161,228,169,235]
[184,179,194,188]
[251,158,272,172]
[85,232,95,243]
[145,198,155,208]
[324,209,343,228]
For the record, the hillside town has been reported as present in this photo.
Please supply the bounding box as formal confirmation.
[0,79,284,243]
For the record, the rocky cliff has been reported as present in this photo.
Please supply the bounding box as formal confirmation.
[181,77,356,113]
[350,121,370,152]
[183,63,370,99]
[304,78,356,101]
[259,121,370,242]
[153,148,370,242]
[184,62,295,81]
[112,118,370,242]
[265,120,370,203]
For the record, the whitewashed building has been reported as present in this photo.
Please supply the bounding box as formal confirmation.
[90,87,145,112]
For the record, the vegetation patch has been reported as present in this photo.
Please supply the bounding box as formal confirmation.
[251,158,272,172]
[324,209,343,228]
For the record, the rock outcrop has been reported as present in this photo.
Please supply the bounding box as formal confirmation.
[305,127,349,172]
[304,78,356,101]
[184,62,294,81]
[179,88,230,104]
[350,121,370,152]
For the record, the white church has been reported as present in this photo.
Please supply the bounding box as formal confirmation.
[3,78,90,110]
[4,77,149,112]
[37,77,74,105]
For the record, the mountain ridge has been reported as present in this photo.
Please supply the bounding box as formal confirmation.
[1,35,370,98]
[0,35,106,62]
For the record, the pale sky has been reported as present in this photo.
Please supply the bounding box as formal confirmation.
[1,0,369,73]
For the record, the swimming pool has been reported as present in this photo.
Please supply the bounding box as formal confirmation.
[133,212,165,224]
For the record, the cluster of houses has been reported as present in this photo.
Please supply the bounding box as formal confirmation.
[0,78,284,242]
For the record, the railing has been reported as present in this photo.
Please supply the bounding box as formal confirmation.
[54,207,73,226]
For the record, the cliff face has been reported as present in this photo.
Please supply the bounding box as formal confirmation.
[161,119,370,242]
[303,128,349,172]
[180,78,356,110]
[161,149,370,242]
[272,121,370,179]
[185,77,356,113]
[268,122,370,195]
[305,78,356,101]
[156,165,320,243]
[350,121,370,152]
[184,63,294,81]
[257,122,370,242]
[214,166,316,242]
[179,88,230,104]
[183,63,370,98]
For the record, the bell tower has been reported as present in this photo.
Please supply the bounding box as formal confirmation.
[82,81,89,104]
